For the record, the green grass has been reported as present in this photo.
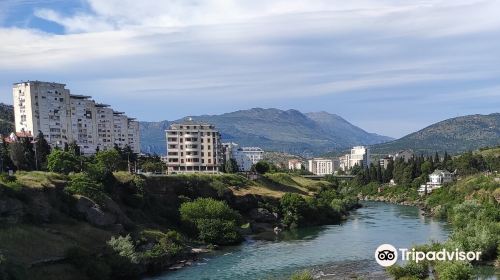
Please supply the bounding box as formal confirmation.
[14,171,67,189]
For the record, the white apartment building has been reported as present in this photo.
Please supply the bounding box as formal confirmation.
[113,112,129,149]
[308,158,333,175]
[13,81,140,154]
[96,104,115,151]
[13,81,71,147]
[340,146,370,171]
[69,95,97,154]
[232,146,264,172]
[165,118,222,173]
[127,118,140,154]
[288,159,302,170]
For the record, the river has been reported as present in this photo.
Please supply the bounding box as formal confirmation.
[150,201,494,279]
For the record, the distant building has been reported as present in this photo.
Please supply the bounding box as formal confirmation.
[12,81,140,154]
[339,146,370,171]
[379,157,392,169]
[308,158,333,175]
[288,159,302,170]
[391,150,414,162]
[418,169,454,195]
[232,146,264,172]
[165,118,222,173]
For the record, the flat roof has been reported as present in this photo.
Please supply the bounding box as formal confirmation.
[13,80,66,86]
[70,94,91,99]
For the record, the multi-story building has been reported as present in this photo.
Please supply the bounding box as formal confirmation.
[288,159,302,170]
[165,118,222,173]
[95,104,115,151]
[12,81,140,154]
[127,118,140,154]
[13,81,72,148]
[418,169,454,195]
[232,146,264,172]
[307,158,333,175]
[113,112,129,149]
[339,146,370,171]
[379,157,392,169]
[69,94,97,154]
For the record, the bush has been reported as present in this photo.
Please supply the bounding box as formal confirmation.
[65,173,106,204]
[107,235,140,264]
[47,149,80,174]
[386,261,429,279]
[180,198,242,245]
[290,270,313,280]
[280,193,308,228]
[434,261,473,280]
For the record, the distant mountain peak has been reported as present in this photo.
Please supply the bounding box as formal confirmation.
[140,107,393,155]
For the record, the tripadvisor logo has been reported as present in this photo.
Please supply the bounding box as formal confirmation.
[375,244,482,267]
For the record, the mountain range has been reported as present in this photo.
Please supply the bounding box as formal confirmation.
[140,108,394,155]
[371,113,500,155]
[1,103,498,156]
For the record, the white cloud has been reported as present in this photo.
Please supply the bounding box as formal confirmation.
[0,0,499,135]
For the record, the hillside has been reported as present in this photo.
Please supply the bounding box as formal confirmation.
[0,103,14,135]
[140,108,393,155]
[372,113,500,155]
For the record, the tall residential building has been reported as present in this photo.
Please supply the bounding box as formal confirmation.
[13,81,71,147]
[96,104,115,151]
[232,146,264,172]
[13,81,140,154]
[69,94,98,154]
[308,158,333,175]
[165,118,222,173]
[113,112,129,149]
[127,118,140,154]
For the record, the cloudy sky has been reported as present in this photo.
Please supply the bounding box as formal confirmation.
[0,0,499,138]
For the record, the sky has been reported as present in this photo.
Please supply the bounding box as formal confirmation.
[0,0,499,138]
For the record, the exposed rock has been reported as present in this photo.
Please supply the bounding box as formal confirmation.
[102,196,133,227]
[0,197,24,223]
[251,222,274,233]
[249,208,278,223]
[75,195,116,227]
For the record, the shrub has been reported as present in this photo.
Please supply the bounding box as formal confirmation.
[65,173,106,204]
[47,149,80,174]
[280,193,308,228]
[434,261,473,280]
[386,261,429,279]
[107,234,140,264]
[290,270,313,280]
[180,198,242,245]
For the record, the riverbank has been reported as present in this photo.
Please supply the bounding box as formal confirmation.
[149,201,450,280]
[0,171,359,280]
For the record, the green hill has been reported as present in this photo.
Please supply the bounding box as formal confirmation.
[372,113,500,155]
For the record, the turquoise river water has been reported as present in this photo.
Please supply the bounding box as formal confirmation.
[150,201,498,280]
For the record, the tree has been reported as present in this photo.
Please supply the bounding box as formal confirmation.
[254,160,271,174]
[34,131,51,170]
[0,141,13,172]
[47,149,80,174]
[67,141,81,156]
[280,193,308,228]
[96,149,121,173]
[224,158,239,173]
[180,198,242,245]
[9,138,34,171]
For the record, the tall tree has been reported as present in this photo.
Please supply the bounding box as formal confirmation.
[34,131,51,170]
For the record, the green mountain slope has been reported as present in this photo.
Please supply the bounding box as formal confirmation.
[140,108,393,155]
[372,113,500,155]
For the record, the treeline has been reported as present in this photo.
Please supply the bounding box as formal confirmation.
[350,149,500,187]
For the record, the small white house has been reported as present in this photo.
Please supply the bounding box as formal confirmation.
[418,170,454,195]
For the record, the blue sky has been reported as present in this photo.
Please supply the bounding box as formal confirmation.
[0,0,499,138]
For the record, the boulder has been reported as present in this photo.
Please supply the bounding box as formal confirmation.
[248,208,278,223]
[75,195,116,227]
[251,222,274,233]
[0,197,24,223]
